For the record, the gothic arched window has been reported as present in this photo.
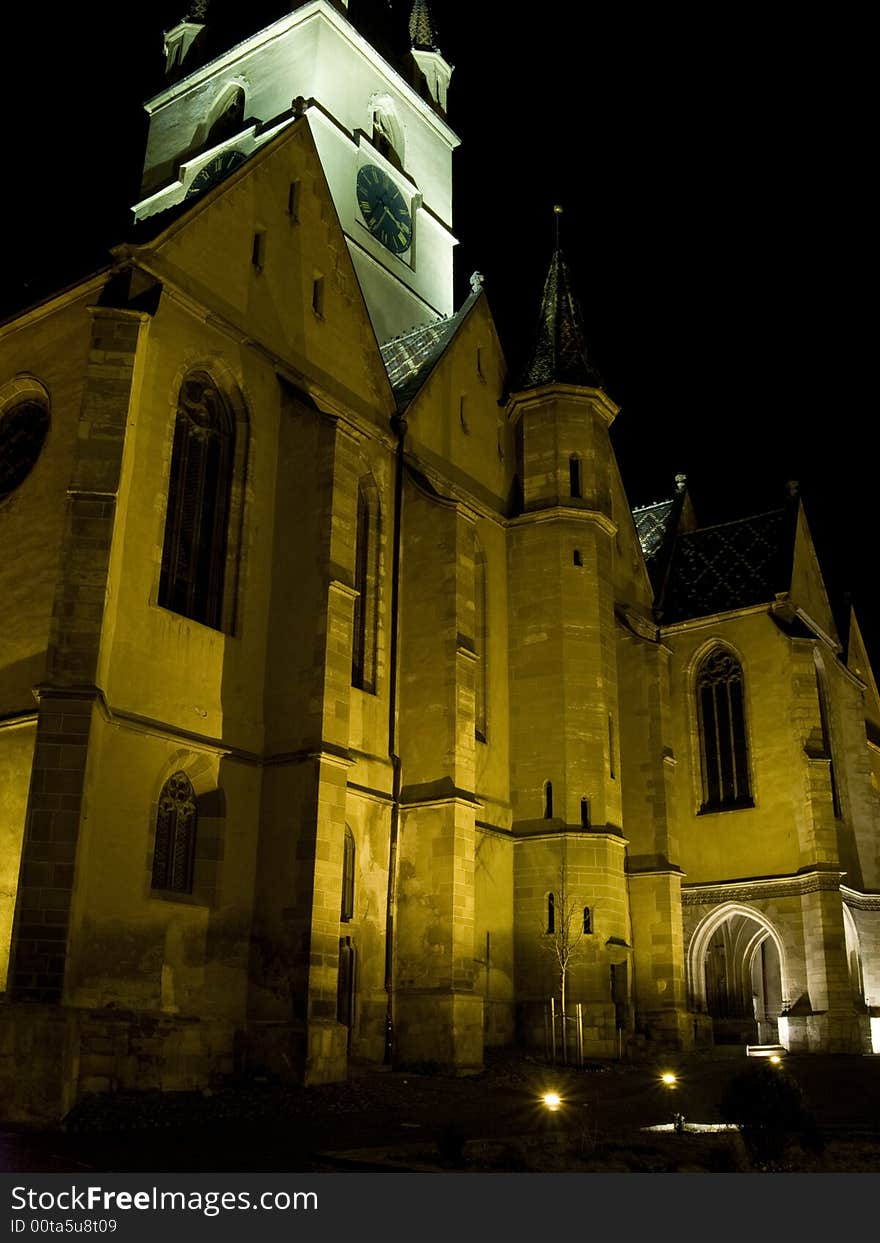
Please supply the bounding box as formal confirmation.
[371,99,404,171]
[352,478,380,692]
[341,826,355,922]
[152,772,197,893]
[159,372,235,630]
[474,539,488,742]
[696,647,753,811]
[207,87,245,148]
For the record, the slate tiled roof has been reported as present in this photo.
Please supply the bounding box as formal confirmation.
[518,247,603,390]
[380,313,463,409]
[659,508,793,623]
[632,499,676,560]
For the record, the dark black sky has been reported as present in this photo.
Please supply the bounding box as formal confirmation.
[5,2,877,664]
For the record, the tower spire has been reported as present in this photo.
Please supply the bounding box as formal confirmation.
[409,0,440,51]
[519,213,604,391]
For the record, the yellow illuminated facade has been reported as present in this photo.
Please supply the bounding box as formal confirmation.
[0,1,878,1121]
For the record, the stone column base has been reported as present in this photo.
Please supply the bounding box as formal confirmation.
[779,1011,871,1054]
[245,1019,349,1084]
[394,990,483,1073]
[635,1006,695,1051]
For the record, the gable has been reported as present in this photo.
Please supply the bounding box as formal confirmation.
[397,292,513,510]
[133,121,395,427]
[788,504,839,645]
[847,609,880,728]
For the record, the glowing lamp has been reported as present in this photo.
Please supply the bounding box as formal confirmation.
[542,1092,562,1111]
[661,1072,677,1087]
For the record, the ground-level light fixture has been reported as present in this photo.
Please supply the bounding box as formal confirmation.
[769,1054,782,1065]
[661,1071,677,1087]
[542,1091,562,1111]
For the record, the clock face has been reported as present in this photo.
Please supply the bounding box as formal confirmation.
[187,149,248,198]
[356,164,413,255]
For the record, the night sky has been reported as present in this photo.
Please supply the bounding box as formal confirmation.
[5,2,876,663]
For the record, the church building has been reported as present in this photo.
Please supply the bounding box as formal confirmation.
[1,0,878,1122]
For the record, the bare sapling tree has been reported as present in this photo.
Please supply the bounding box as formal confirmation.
[542,860,587,1021]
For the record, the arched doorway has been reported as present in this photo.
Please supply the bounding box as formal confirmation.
[689,904,786,1046]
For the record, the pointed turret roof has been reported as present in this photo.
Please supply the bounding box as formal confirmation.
[519,245,603,390]
[409,0,440,51]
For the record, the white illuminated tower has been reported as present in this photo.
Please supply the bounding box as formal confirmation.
[133,0,458,343]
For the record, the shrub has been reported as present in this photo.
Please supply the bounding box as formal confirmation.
[720,1064,809,1166]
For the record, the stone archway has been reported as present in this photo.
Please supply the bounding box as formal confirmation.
[689,903,787,1046]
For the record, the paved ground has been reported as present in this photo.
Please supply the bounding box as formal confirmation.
[2,1048,879,1173]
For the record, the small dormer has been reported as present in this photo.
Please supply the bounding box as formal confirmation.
[163,12,206,78]
[408,1,453,114]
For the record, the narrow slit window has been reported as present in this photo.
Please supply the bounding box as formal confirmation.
[287,180,300,220]
[573,549,582,567]
[608,714,616,780]
[581,797,590,827]
[341,825,355,922]
[569,456,582,498]
[583,906,592,935]
[543,780,553,819]
[546,892,555,935]
[251,231,266,271]
[312,275,325,317]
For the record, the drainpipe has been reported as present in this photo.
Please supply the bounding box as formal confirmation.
[384,413,406,1063]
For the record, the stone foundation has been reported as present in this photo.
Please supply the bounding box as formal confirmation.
[0,1002,235,1125]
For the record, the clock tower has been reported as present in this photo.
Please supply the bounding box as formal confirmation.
[133,0,458,343]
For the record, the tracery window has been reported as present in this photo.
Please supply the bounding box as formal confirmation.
[152,772,197,893]
[696,647,753,811]
[159,372,234,630]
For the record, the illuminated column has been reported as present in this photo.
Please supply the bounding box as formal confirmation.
[394,480,483,1070]
[7,308,147,1002]
[248,410,372,1083]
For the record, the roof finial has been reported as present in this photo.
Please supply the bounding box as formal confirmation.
[786,479,800,499]
[186,0,208,19]
[554,204,563,249]
[675,473,687,494]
